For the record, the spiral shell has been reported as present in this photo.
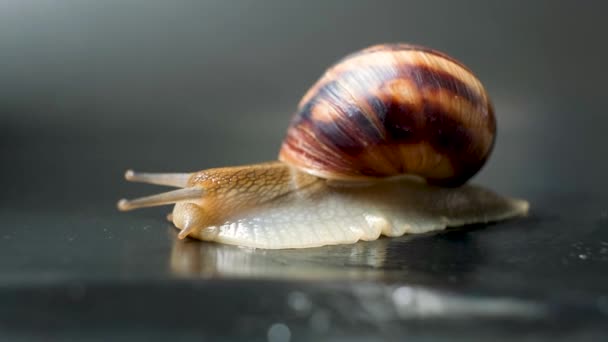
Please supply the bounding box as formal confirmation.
[278,44,495,186]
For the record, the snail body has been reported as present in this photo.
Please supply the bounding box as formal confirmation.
[118,44,527,249]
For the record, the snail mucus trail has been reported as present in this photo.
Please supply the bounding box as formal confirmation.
[118,43,529,249]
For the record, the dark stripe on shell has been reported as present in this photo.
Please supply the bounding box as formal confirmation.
[299,62,484,116]
[295,94,481,154]
[282,133,355,176]
[285,93,490,184]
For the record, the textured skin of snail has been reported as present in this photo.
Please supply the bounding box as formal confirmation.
[280,44,495,186]
[117,43,528,249]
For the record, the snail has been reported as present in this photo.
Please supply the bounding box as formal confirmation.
[118,43,528,249]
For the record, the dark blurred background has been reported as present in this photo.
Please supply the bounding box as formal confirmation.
[2,0,607,209]
[1,1,608,340]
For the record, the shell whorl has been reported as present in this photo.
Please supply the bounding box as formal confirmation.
[278,44,496,186]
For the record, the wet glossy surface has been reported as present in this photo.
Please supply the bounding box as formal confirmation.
[2,194,608,340]
[2,1,608,340]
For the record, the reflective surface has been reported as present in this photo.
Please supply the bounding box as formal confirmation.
[2,1,608,340]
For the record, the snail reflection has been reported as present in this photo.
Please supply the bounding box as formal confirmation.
[119,43,528,249]
[170,226,484,280]
[170,233,391,279]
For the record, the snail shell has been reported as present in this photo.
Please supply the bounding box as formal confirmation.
[279,44,495,186]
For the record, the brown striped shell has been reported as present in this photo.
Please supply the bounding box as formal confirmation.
[278,44,496,187]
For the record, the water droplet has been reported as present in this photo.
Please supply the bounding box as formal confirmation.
[392,286,414,306]
[287,291,312,315]
[413,289,444,316]
[267,323,291,342]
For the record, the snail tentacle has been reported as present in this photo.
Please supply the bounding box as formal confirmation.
[124,170,191,188]
[117,187,204,211]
